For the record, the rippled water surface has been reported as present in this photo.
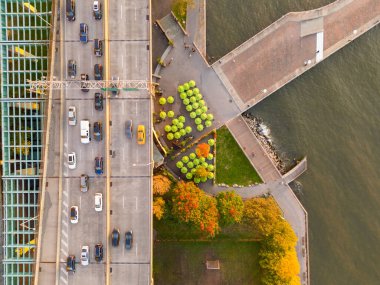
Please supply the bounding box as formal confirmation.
[207,1,380,284]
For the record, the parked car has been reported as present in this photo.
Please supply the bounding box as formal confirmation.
[95,243,103,262]
[80,120,90,144]
[80,174,89,192]
[66,255,76,272]
[111,228,120,247]
[80,246,89,266]
[125,120,133,139]
[110,76,119,96]
[68,152,76,169]
[94,93,103,110]
[137,125,145,145]
[94,39,103,56]
[95,157,103,175]
[81,73,89,92]
[94,193,103,212]
[68,106,76,126]
[125,231,133,250]
[93,0,102,20]
[79,23,88,43]
[70,206,79,224]
[93,122,102,141]
[68,60,77,78]
[66,0,75,21]
[94,64,103,80]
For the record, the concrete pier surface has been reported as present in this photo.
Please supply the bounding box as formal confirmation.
[212,0,380,111]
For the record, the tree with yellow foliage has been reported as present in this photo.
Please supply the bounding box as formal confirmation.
[153,174,172,196]
[153,197,166,220]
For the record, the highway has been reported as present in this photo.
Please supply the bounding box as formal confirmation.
[38,0,152,284]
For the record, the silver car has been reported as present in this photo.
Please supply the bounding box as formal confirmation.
[80,174,89,192]
[81,246,89,266]
[68,152,76,169]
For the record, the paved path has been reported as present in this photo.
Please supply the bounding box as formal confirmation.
[283,157,308,184]
[226,116,282,182]
[212,0,380,112]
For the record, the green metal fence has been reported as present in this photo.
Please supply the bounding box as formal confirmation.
[1,1,51,284]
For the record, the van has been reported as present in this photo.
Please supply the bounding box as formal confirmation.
[94,39,103,57]
[66,0,75,21]
[80,120,90,144]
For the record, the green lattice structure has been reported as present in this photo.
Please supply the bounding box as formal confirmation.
[1,1,52,284]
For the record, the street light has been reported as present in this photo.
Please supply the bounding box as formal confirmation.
[22,2,52,27]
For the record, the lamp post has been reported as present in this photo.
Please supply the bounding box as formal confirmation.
[132,161,154,167]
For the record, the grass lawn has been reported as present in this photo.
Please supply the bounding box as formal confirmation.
[172,0,187,30]
[154,241,262,285]
[216,126,262,186]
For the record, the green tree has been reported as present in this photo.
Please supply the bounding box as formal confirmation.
[216,191,244,225]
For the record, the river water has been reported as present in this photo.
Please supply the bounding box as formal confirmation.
[207,1,380,284]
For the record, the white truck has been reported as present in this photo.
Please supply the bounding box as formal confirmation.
[80,120,90,143]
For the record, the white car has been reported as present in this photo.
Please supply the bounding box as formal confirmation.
[70,206,79,224]
[95,193,102,212]
[68,152,76,169]
[81,246,89,266]
[68,106,76,126]
[80,120,90,144]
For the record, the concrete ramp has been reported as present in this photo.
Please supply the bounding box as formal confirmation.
[283,157,308,184]
[300,17,323,37]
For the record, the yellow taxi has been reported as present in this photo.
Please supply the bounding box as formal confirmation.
[137,125,146,145]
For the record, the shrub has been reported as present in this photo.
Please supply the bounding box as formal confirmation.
[186,172,193,180]
[185,126,192,133]
[205,120,212,127]
[200,113,207,120]
[194,177,201,184]
[167,96,174,104]
[193,87,200,95]
[172,118,179,125]
[189,152,196,160]
[167,110,175,118]
[186,105,193,112]
[193,158,200,166]
[186,90,193,97]
[187,161,194,168]
[159,97,166,105]
[176,161,183,168]
[174,132,181,139]
[201,106,208,113]
[160,111,167,119]
[207,164,214,171]
[164,125,172,132]
[208,138,215,146]
[200,157,206,163]
[177,85,184,93]
[183,83,190,90]
[192,102,199,109]
[197,124,204,131]
[190,96,197,103]
[183,98,190,105]
[171,125,178,132]
[207,153,214,160]
[180,92,187,99]
[200,177,208,183]
[188,80,196,87]
[199,99,206,106]
[202,162,209,168]
[180,129,186,136]
[207,114,214,121]
[190,112,197,118]
[182,156,189,163]
[178,116,186,123]
[167,133,174,140]
[177,122,184,129]
[195,118,202,125]
[196,93,203,101]
[195,109,202,116]
[181,167,188,174]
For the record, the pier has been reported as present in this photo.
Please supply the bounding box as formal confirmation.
[154,1,380,284]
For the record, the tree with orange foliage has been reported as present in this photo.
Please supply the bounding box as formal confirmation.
[195,143,210,158]
[153,197,166,220]
[194,166,209,179]
[216,191,244,225]
[171,181,219,237]
[153,174,172,196]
